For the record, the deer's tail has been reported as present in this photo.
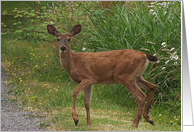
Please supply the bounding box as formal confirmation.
[146,54,159,63]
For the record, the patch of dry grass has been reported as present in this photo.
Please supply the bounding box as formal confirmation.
[43,107,180,131]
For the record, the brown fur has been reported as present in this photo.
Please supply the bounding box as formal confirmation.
[47,24,158,128]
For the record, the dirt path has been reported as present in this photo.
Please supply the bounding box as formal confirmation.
[1,67,46,131]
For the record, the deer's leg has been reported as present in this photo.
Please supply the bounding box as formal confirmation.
[84,85,92,125]
[72,80,93,126]
[136,75,156,126]
[118,78,147,128]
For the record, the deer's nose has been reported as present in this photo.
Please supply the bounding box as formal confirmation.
[60,46,66,51]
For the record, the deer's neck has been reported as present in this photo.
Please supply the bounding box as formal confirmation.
[59,46,73,73]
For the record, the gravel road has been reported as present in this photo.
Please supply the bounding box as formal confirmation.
[1,67,46,131]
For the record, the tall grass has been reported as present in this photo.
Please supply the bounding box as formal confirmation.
[83,1,181,112]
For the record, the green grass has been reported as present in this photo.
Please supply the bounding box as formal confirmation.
[1,1,35,15]
[1,1,181,131]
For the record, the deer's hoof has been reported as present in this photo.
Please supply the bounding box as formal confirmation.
[75,120,79,126]
[149,120,154,126]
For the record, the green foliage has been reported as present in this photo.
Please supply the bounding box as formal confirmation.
[1,1,181,130]
[83,1,181,112]
[3,0,181,113]
[10,1,93,43]
[1,1,35,15]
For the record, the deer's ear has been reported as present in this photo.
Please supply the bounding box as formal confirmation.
[69,24,82,37]
[47,25,59,37]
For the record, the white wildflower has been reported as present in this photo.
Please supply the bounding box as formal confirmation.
[161,67,166,70]
[174,55,179,60]
[159,114,162,117]
[161,42,166,47]
[170,54,179,61]
[170,48,175,51]
[149,9,155,13]
[170,56,173,60]
[162,2,167,6]
[152,12,157,15]
[82,47,86,51]
[148,5,155,8]
[165,60,169,64]
[150,2,156,5]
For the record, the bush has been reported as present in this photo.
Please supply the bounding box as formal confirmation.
[11,1,92,42]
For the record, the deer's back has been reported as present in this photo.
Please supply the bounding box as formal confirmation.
[70,49,146,84]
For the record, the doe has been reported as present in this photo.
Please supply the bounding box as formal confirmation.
[47,24,158,128]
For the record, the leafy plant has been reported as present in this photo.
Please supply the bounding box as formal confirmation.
[11,1,91,42]
[84,1,181,111]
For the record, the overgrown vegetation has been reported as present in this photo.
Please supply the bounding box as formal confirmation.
[1,1,181,131]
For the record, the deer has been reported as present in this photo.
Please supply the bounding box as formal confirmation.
[47,24,159,128]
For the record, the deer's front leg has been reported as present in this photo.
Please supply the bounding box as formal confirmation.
[72,80,93,126]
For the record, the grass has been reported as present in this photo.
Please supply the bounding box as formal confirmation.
[1,1,35,15]
[46,107,180,131]
[1,1,181,131]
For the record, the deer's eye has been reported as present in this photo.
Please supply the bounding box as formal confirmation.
[68,39,71,41]
[57,38,60,41]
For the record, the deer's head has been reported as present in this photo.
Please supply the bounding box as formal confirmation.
[47,24,82,52]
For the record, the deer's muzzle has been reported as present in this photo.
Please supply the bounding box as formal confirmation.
[60,46,66,52]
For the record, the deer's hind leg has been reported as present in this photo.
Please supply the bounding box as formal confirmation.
[118,77,147,128]
[84,85,92,125]
[136,75,156,126]
[114,58,148,128]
